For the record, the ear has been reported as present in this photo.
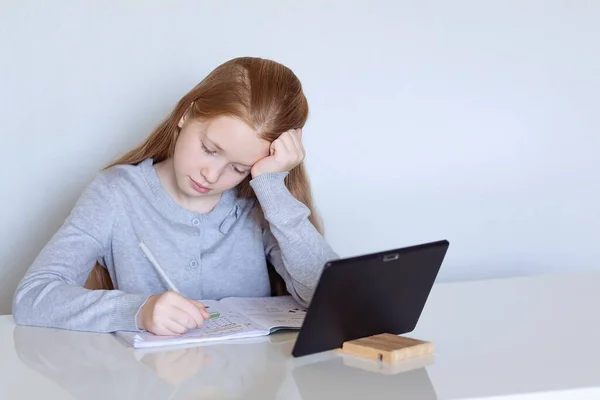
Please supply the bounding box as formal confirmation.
[177,110,188,129]
[178,103,194,128]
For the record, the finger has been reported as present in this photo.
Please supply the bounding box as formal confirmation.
[186,299,210,320]
[289,130,305,157]
[283,130,304,163]
[193,301,211,320]
[271,136,289,155]
[173,299,206,329]
[169,306,198,330]
[164,318,189,335]
[278,132,296,153]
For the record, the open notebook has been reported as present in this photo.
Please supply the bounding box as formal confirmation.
[115,295,306,348]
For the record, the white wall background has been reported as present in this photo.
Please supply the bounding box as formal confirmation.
[1,0,599,315]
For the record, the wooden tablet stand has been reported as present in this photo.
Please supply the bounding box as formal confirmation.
[340,333,434,363]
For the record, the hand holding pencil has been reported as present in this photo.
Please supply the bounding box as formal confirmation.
[137,242,211,335]
[137,291,211,335]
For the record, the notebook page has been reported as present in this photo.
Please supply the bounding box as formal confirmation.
[220,296,306,331]
[115,300,268,348]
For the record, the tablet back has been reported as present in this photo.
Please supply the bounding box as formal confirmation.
[291,240,449,357]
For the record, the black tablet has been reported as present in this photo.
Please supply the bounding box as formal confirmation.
[291,240,449,357]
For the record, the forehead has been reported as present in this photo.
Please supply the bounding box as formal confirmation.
[203,116,270,165]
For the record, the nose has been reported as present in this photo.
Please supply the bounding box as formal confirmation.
[201,165,222,185]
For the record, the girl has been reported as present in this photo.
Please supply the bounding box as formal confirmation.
[12,56,338,336]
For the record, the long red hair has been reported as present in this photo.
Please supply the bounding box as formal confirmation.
[84,57,321,292]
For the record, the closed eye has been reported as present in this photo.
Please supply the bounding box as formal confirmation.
[202,141,249,175]
[232,165,249,175]
[201,142,217,156]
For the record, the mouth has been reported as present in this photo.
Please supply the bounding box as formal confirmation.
[190,177,211,194]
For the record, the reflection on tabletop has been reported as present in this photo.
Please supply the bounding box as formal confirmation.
[13,325,437,399]
[292,351,437,400]
[13,325,292,399]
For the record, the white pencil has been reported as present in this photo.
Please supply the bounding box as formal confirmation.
[139,242,181,293]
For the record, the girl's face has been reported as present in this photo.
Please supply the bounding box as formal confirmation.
[172,114,271,201]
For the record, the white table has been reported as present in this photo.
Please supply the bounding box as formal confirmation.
[1,271,600,399]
